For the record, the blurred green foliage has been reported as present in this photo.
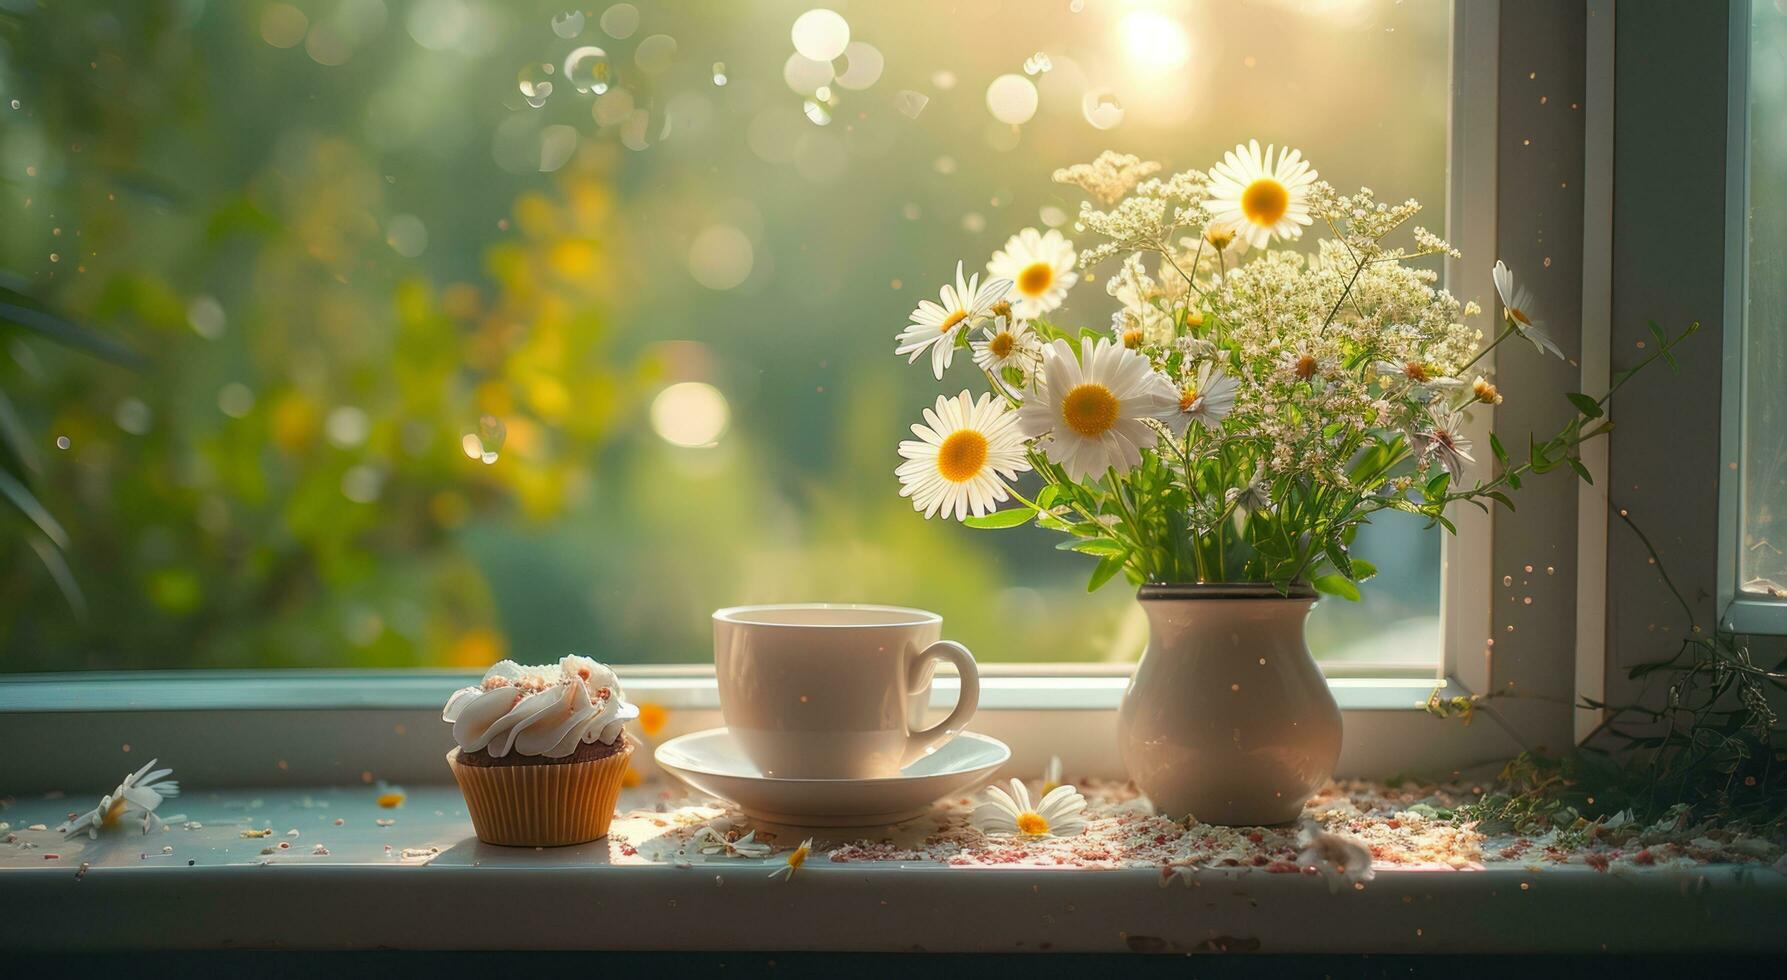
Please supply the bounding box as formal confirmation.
[0,0,1449,670]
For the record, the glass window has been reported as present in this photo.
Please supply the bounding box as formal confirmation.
[1739,0,1787,604]
[0,1,1449,670]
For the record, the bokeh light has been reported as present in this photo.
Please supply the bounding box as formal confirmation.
[650,382,730,448]
[791,9,850,62]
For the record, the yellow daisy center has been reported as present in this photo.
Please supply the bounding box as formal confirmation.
[988,331,1016,358]
[1295,354,1318,380]
[1241,178,1289,227]
[936,428,990,483]
[787,847,808,870]
[1017,261,1054,297]
[939,309,968,334]
[1507,307,1531,327]
[103,797,127,827]
[1061,384,1120,438]
[1178,386,1200,413]
[1204,225,1236,249]
[1403,362,1430,382]
[1121,328,1145,349]
[1015,811,1050,835]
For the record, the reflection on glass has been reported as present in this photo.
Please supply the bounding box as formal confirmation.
[1742,3,1787,601]
[0,1,1447,670]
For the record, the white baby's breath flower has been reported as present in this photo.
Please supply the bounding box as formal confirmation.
[1413,406,1475,479]
[1297,824,1375,893]
[1206,140,1319,249]
[897,391,1032,521]
[972,778,1088,838]
[768,837,814,881]
[1163,361,1239,438]
[1015,337,1180,480]
[988,228,1078,318]
[1491,260,1565,360]
[970,316,1041,374]
[59,759,181,838]
[895,260,1012,379]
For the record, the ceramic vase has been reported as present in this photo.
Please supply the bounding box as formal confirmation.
[1116,583,1342,825]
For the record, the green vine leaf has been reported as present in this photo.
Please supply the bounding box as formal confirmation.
[962,508,1035,529]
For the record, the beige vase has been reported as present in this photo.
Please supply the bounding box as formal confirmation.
[1117,584,1342,826]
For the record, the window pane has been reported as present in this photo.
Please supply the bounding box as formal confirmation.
[0,1,1447,670]
[1742,2,1787,600]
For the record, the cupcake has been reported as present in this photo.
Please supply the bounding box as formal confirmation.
[444,655,639,846]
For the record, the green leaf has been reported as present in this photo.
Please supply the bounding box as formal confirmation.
[1566,456,1593,483]
[1648,320,1668,348]
[26,533,85,619]
[1057,537,1125,556]
[1486,490,1517,511]
[1350,558,1379,582]
[1507,471,1523,490]
[1324,541,1354,579]
[962,507,1035,529]
[1312,574,1362,602]
[0,298,145,368]
[1564,392,1604,419]
[1034,484,1059,510]
[1425,470,1451,498]
[1489,431,1508,465]
[1087,553,1126,592]
[0,468,69,549]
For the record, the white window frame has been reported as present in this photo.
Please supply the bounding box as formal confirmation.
[1718,0,1787,636]
[0,0,1612,785]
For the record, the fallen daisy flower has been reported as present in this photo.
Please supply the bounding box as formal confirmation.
[768,837,814,881]
[691,827,773,858]
[972,778,1089,838]
[1297,823,1375,892]
[58,759,181,839]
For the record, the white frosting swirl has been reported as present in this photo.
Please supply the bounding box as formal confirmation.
[442,655,639,759]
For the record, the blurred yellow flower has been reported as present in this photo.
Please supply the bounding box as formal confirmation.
[636,702,669,737]
[448,628,506,668]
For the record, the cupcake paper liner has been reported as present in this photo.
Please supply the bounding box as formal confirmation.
[447,742,632,847]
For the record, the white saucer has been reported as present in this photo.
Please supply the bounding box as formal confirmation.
[654,727,1010,827]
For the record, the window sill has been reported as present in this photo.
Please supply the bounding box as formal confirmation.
[1,782,1780,954]
[0,669,1518,794]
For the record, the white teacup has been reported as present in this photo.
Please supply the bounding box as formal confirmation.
[713,604,981,779]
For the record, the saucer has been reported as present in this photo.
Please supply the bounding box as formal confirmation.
[654,728,1010,827]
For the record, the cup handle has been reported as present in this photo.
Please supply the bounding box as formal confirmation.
[902,640,980,768]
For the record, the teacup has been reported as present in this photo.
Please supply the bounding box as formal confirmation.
[712,604,980,779]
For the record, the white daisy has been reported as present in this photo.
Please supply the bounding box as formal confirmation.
[1373,359,1466,401]
[1491,260,1566,360]
[897,391,1032,521]
[1040,755,1063,795]
[691,827,774,858]
[1015,338,1181,481]
[987,227,1078,319]
[1206,140,1319,249]
[1163,361,1239,438]
[59,758,181,839]
[970,316,1041,374]
[895,260,1012,379]
[1413,406,1475,479]
[768,837,814,881]
[1226,463,1274,517]
[971,778,1089,838]
[1277,341,1332,384]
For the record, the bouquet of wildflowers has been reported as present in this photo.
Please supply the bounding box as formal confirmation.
[893,142,1694,596]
